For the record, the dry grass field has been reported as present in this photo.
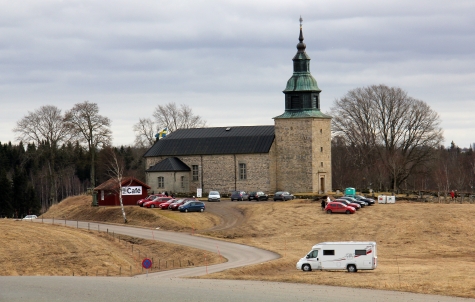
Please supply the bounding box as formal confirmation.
[0,219,224,276]
[4,195,475,299]
[199,200,475,299]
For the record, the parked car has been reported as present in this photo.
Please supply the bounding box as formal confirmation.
[137,194,166,207]
[22,215,38,220]
[208,191,221,202]
[158,199,178,210]
[169,198,194,211]
[334,198,361,210]
[143,197,173,208]
[230,191,248,201]
[350,195,375,205]
[339,196,366,207]
[179,201,206,212]
[325,201,356,214]
[248,191,269,201]
[273,191,295,201]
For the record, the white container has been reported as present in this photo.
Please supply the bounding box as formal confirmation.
[386,196,396,203]
[378,195,387,204]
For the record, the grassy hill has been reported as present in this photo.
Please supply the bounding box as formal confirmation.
[4,195,475,298]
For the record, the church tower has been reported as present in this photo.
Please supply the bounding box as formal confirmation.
[273,17,332,193]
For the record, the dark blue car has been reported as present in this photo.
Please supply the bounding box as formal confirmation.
[178,201,206,212]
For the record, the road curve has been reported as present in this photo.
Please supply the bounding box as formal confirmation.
[4,220,475,302]
[34,219,279,277]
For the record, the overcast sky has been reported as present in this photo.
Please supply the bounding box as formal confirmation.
[1,0,474,148]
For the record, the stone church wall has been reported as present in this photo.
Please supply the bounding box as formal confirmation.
[145,150,275,195]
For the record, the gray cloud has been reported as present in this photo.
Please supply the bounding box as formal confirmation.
[1,0,474,147]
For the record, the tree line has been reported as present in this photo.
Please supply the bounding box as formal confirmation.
[1,85,471,217]
[331,85,474,197]
[0,140,146,218]
[0,101,205,218]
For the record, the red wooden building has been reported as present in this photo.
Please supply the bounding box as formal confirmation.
[94,177,150,206]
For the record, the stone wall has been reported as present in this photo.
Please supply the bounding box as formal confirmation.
[145,151,274,195]
[274,117,332,193]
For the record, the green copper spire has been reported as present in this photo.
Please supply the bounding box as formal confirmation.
[275,17,330,119]
[284,17,320,92]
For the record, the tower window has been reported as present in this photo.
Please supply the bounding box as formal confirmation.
[291,96,302,109]
[313,96,317,108]
[321,147,323,152]
[321,162,323,167]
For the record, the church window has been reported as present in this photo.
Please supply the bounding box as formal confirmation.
[313,95,317,108]
[157,176,164,188]
[181,176,185,188]
[239,163,247,180]
[321,162,323,167]
[321,147,323,152]
[290,96,302,109]
[192,165,199,181]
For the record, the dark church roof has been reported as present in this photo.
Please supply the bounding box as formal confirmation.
[143,126,275,157]
[146,157,190,172]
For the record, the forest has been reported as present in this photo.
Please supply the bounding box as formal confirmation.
[0,141,145,218]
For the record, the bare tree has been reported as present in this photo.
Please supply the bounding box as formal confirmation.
[104,147,127,223]
[331,85,444,192]
[133,118,157,148]
[152,102,206,133]
[64,101,112,188]
[13,105,71,205]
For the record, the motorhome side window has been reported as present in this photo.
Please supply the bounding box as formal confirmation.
[307,250,318,258]
[323,250,335,256]
[355,250,367,255]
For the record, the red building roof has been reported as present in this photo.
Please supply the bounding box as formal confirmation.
[94,176,150,191]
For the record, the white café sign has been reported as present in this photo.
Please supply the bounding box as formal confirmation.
[121,186,142,195]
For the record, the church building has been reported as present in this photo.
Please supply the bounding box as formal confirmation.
[143,19,332,195]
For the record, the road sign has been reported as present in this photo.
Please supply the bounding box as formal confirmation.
[142,258,152,270]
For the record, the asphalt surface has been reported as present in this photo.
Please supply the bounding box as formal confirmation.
[2,276,475,302]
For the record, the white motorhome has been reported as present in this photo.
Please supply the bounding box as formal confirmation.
[296,241,377,273]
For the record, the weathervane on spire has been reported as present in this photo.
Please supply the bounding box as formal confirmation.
[299,16,303,28]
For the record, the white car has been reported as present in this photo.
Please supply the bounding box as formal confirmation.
[207,191,221,202]
[22,215,38,220]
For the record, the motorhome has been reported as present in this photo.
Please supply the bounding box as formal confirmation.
[296,241,377,273]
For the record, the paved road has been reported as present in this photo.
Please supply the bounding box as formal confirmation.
[34,218,279,277]
[3,219,473,302]
[2,276,474,302]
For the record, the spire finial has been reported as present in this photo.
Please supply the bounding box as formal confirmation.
[297,16,305,51]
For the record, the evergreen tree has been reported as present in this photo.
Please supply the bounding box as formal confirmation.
[0,169,13,218]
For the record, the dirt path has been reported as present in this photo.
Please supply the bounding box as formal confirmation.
[200,200,253,231]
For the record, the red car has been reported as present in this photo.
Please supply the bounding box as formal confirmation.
[325,201,356,214]
[334,199,361,210]
[169,198,195,211]
[143,197,173,208]
[137,194,166,207]
[158,199,178,210]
